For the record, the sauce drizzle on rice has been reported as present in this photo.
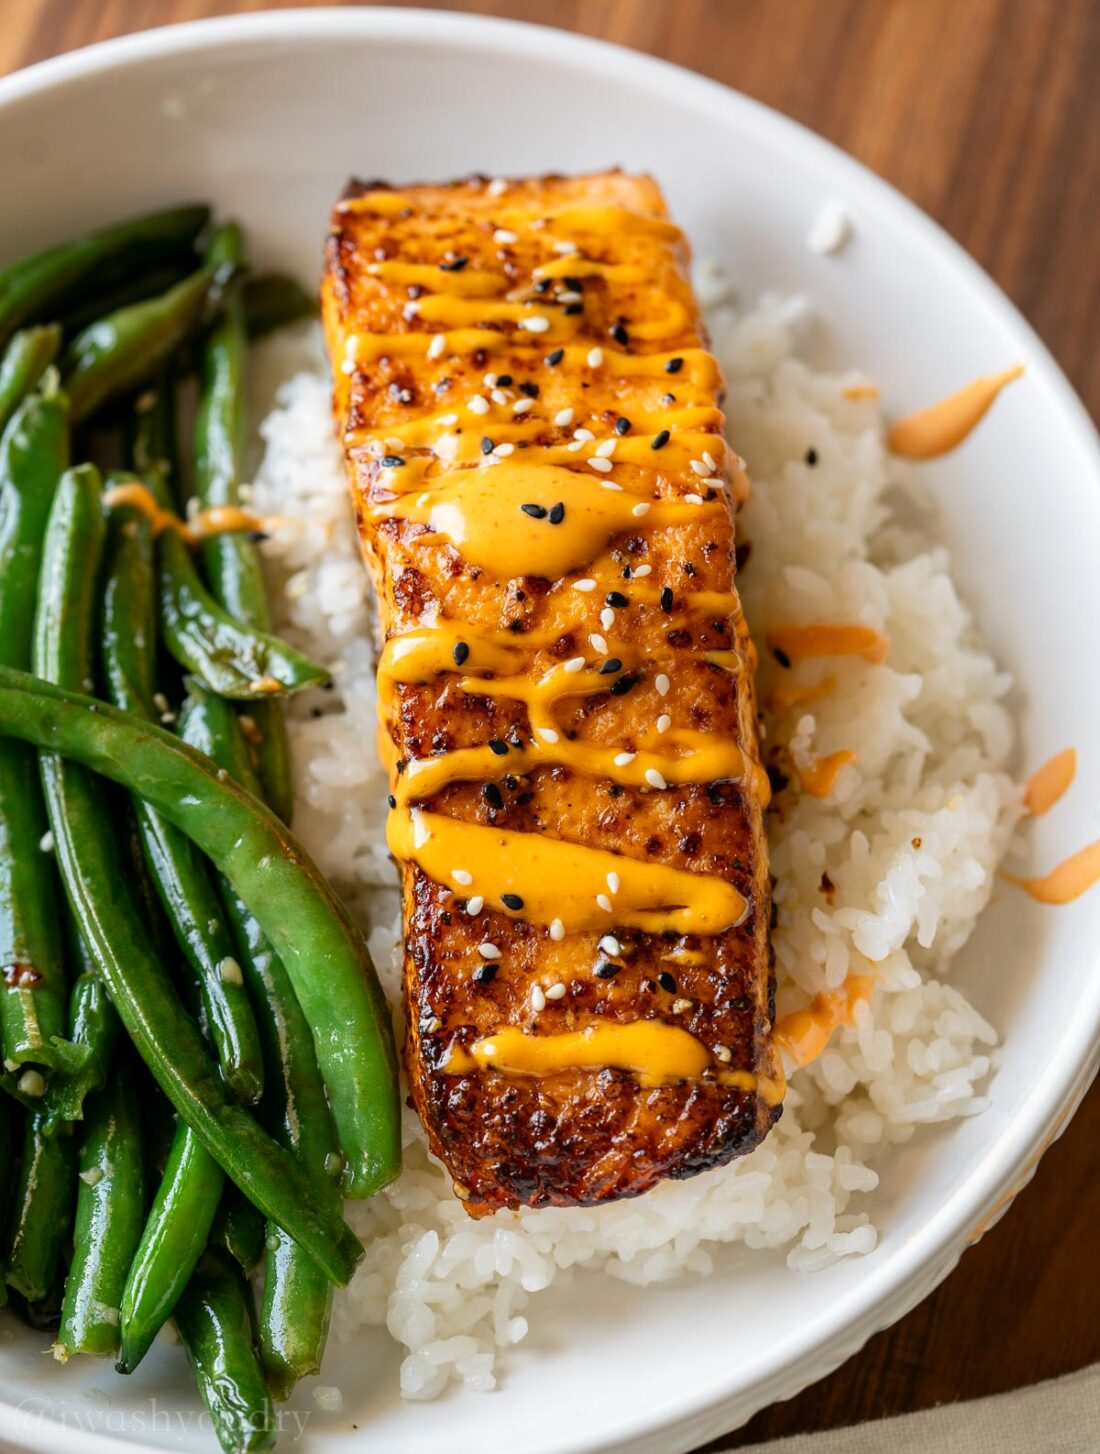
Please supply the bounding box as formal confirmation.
[887,364,1024,459]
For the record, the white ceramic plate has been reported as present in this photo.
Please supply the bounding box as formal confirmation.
[1,10,1098,1454]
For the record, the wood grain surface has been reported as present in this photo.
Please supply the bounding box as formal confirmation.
[2,2,1098,1448]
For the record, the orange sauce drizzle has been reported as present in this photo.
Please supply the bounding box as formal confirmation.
[887,365,1024,460]
[1004,841,1100,906]
[102,483,281,547]
[1023,748,1076,817]
[768,674,837,714]
[767,623,889,666]
[798,749,857,798]
[775,975,875,1066]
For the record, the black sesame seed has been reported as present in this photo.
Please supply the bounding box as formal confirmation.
[773,647,792,669]
[609,674,638,697]
[545,348,565,366]
[563,276,583,291]
[480,436,494,455]
[452,641,470,666]
[440,255,469,271]
[660,587,674,612]
[564,303,583,316]
[594,961,620,979]
[658,971,678,993]
[805,447,818,466]
[482,782,504,810]
[614,416,632,435]
[652,429,670,451]
[381,454,405,468]
[661,392,676,404]
[665,357,684,374]
[473,963,498,985]
[501,893,525,911]
[387,794,397,809]
[534,277,552,293]
[683,561,697,576]
[521,502,548,519]
[488,739,509,756]
[496,374,513,387]
[520,381,540,398]
[605,591,629,608]
[548,502,565,525]
[248,529,269,542]
[611,322,629,345]
[598,658,622,675]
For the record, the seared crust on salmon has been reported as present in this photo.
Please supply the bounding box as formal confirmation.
[323,170,780,1215]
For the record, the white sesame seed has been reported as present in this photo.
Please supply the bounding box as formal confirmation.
[574,578,597,592]
[79,1167,104,1187]
[702,477,724,487]
[531,985,547,1011]
[490,387,508,404]
[340,358,355,375]
[588,456,613,473]
[672,997,693,1015]
[18,1068,45,1099]
[512,398,534,414]
[607,872,621,894]
[153,692,170,713]
[685,493,705,505]
[600,608,615,630]
[520,316,550,333]
[573,427,594,442]
[553,239,579,255]
[494,228,518,244]
[703,451,718,471]
[557,290,582,305]
[595,438,616,458]
[587,347,604,368]
[425,1016,442,1034]
[219,957,244,986]
[645,768,667,789]
[549,918,565,940]
[469,394,490,415]
[564,656,586,673]
[554,407,574,426]
[493,442,515,457]
[466,896,484,915]
[614,752,636,766]
[600,480,624,491]
[714,1044,732,1064]
[483,372,499,388]
[39,831,54,853]
[589,633,608,653]
[545,982,567,1001]
[599,935,621,956]
[566,440,585,452]
[427,334,447,359]
[596,893,613,913]
[633,563,652,577]
[655,673,670,696]
[632,502,650,517]
[452,869,473,886]
[478,942,502,960]
[437,412,458,426]
[537,726,560,743]
[487,177,507,196]
[690,459,709,475]
[656,714,672,733]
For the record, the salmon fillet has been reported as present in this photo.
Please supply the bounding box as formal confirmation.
[323,170,781,1215]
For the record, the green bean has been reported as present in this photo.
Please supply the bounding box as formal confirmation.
[0,325,61,434]
[243,274,317,340]
[0,666,400,1201]
[102,482,265,1104]
[196,224,293,819]
[0,204,209,352]
[174,1249,276,1454]
[118,1118,224,1375]
[56,1057,146,1359]
[211,1185,266,1277]
[62,264,230,424]
[30,471,364,1284]
[230,895,339,1398]
[40,969,120,1135]
[2,1106,77,1301]
[0,387,71,1073]
[60,263,192,342]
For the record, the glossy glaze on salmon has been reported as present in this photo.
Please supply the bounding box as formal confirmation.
[322,171,781,1215]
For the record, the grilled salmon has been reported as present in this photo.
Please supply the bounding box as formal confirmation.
[323,170,781,1215]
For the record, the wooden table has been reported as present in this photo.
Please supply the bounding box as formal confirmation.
[3,2,1098,1448]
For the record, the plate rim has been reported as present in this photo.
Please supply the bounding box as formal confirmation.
[0,10,1098,1454]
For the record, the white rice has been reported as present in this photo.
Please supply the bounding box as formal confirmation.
[244,294,1022,1402]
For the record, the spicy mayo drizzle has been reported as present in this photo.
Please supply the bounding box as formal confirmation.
[887,365,1024,459]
